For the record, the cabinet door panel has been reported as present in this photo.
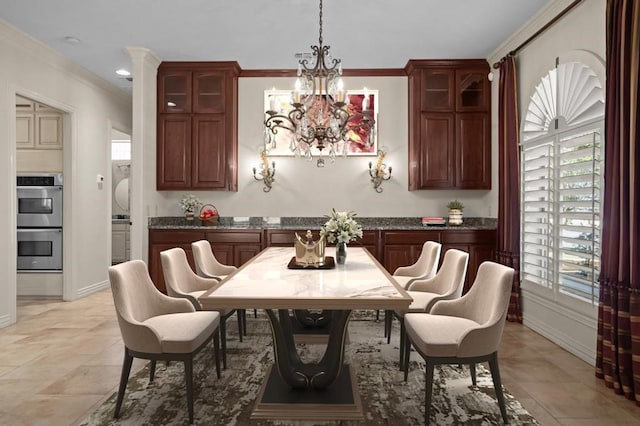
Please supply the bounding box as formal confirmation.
[211,244,234,266]
[192,115,226,189]
[157,115,191,189]
[456,69,489,111]
[456,113,490,189]
[416,113,454,188]
[384,245,423,275]
[159,70,191,113]
[16,114,34,148]
[193,71,225,113]
[421,69,454,111]
[36,114,63,149]
[235,244,262,266]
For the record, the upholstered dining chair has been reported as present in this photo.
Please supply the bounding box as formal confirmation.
[403,261,515,425]
[191,240,251,335]
[160,247,241,369]
[108,259,221,424]
[394,248,469,370]
[385,241,442,341]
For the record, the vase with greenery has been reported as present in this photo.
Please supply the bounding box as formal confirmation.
[446,200,464,225]
[180,194,202,221]
[320,209,363,264]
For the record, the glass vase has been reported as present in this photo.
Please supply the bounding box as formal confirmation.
[336,242,347,265]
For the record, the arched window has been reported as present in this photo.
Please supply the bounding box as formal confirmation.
[520,61,604,305]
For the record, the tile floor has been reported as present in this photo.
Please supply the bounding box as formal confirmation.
[0,289,638,425]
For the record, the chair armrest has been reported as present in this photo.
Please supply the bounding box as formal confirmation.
[393,264,420,277]
[407,276,438,292]
[429,296,473,319]
[154,291,197,315]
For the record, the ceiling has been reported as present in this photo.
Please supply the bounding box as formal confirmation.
[0,0,552,92]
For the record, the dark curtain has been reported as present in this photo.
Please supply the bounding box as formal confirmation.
[496,56,522,323]
[596,0,640,403]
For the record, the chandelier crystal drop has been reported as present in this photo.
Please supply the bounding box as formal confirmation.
[263,0,375,166]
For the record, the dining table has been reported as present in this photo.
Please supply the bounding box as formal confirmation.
[199,245,412,421]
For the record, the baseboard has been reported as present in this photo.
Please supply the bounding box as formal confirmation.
[76,280,109,298]
[0,313,11,328]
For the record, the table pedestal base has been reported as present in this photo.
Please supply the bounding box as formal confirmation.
[251,364,364,421]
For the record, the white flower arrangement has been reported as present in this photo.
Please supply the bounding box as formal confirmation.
[179,194,202,213]
[320,208,363,244]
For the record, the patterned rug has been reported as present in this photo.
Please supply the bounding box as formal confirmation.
[80,311,538,425]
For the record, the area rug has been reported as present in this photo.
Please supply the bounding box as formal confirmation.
[80,311,538,425]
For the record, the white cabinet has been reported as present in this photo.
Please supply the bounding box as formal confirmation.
[15,96,63,150]
[112,222,130,264]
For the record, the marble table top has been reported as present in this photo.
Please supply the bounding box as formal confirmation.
[199,246,412,311]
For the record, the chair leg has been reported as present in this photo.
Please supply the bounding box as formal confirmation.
[220,321,227,369]
[385,310,393,343]
[403,333,411,382]
[213,333,221,379]
[425,361,435,425]
[243,309,248,336]
[469,363,477,386]
[149,360,157,381]
[236,310,243,343]
[488,353,509,424]
[375,309,380,321]
[114,349,134,419]
[254,308,257,318]
[399,316,406,371]
[184,358,194,424]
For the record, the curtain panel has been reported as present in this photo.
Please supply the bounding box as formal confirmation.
[497,56,523,323]
[596,0,640,403]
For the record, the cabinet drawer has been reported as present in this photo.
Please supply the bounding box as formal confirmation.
[149,230,206,244]
[383,230,441,245]
[442,229,496,244]
[206,230,262,244]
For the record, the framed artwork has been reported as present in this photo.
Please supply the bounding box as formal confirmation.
[263,89,378,156]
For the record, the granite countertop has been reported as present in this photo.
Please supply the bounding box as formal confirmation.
[148,216,497,231]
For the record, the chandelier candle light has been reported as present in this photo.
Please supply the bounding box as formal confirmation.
[264,0,375,167]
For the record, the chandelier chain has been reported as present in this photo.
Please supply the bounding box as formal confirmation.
[318,0,323,46]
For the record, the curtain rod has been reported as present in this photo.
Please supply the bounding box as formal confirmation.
[492,0,585,69]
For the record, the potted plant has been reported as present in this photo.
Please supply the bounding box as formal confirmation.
[320,209,363,265]
[446,200,464,225]
[179,194,202,221]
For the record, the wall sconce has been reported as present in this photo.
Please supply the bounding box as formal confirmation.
[368,149,392,193]
[253,150,276,192]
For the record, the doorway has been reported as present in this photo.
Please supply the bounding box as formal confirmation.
[111,129,131,265]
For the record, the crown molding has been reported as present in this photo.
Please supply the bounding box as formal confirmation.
[487,0,579,67]
[0,18,130,104]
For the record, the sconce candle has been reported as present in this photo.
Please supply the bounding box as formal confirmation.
[253,150,276,192]
[368,149,392,193]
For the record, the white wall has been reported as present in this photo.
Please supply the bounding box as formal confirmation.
[0,20,132,326]
[488,0,605,365]
[147,76,499,219]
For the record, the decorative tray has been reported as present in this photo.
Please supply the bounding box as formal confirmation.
[287,256,336,269]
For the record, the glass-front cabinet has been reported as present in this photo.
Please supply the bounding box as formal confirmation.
[421,69,454,111]
[158,71,191,113]
[456,70,489,111]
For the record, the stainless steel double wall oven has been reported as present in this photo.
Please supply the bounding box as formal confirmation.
[17,173,63,271]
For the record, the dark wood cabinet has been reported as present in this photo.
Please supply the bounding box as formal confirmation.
[148,230,206,293]
[382,230,442,273]
[407,60,491,190]
[265,229,381,262]
[157,62,240,191]
[441,229,497,293]
[148,229,262,293]
[205,230,263,268]
[148,226,496,294]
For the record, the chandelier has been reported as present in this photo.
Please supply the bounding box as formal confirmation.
[264,0,375,166]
